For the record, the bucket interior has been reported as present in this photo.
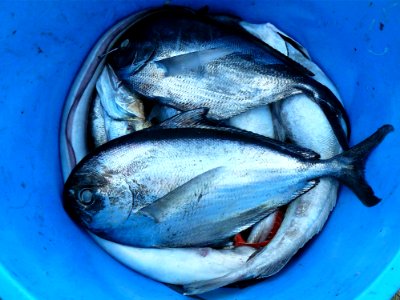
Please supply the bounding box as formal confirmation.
[0,1,399,299]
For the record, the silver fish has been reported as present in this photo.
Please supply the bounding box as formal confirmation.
[239,21,342,101]
[96,65,146,120]
[64,110,391,248]
[111,9,348,149]
[89,65,151,147]
[91,233,255,285]
[237,21,348,276]
[254,94,344,274]
[58,7,268,290]
[234,19,347,254]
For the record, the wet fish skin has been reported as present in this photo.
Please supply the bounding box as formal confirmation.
[111,9,348,149]
[64,123,392,248]
[247,211,278,244]
[64,126,320,248]
[229,22,347,278]
[91,233,256,285]
[89,65,151,147]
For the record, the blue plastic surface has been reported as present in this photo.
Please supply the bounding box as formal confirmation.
[0,1,399,299]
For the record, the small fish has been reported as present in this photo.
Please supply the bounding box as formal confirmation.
[91,233,256,285]
[64,109,392,248]
[89,65,151,147]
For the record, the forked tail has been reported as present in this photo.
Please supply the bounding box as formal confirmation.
[331,124,393,206]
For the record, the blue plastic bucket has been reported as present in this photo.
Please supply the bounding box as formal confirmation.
[1,1,399,299]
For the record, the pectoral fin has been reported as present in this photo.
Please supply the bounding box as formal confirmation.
[155,48,235,76]
[138,167,225,223]
[158,108,216,129]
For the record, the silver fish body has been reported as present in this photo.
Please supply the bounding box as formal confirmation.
[64,123,391,248]
[89,65,150,147]
[110,9,348,149]
[247,211,279,244]
[88,95,108,148]
[64,127,322,248]
[91,233,255,285]
[236,21,347,276]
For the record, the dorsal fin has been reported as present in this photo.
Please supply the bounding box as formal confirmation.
[157,108,320,160]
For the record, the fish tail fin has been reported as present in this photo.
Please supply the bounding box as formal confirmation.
[183,271,246,296]
[332,124,393,207]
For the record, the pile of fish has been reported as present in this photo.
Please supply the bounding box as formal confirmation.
[60,7,393,295]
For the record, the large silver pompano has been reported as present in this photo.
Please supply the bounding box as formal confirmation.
[64,113,392,248]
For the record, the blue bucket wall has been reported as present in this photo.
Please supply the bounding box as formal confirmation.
[0,1,399,299]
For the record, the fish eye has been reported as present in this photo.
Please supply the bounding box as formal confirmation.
[78,189,94,205]
[120,39,130,48]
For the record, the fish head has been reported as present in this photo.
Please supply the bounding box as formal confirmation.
[63,162,134,235]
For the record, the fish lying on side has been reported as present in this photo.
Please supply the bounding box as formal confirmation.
[88,64,151,148]
[91,233,256,285]
[60,7,283,289]
[64,108,392,248]
[109,8,348,149]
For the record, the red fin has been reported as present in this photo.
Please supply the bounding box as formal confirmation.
[234,209,284,249]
